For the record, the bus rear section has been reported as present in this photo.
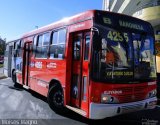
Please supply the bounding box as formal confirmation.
[3,41,15,77]
[6,10,157,119]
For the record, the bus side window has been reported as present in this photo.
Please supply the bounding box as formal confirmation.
[15,40,22,57]
[73,36,81,60]
[35,33,50,59]
[42,33,50,58]
[14,40,23,71]
[35,35,43,58]
[33,36,37,56]
[4,45,9,58]
[84,35,90,60]
[50,29,66,59]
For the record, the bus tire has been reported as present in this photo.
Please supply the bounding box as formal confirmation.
[12,70,16,84]
[47,85,64,112]
[12,70,21,88]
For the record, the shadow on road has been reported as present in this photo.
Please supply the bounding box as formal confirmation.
[0,83,23,91]
[55,109,144,125]
[6,83,158,125]
[22,90,160,125]
[27,91,144,125]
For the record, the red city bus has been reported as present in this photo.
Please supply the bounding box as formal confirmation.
[4,10,157,119]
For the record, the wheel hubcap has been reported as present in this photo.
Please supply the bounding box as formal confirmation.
[53,91,63,107]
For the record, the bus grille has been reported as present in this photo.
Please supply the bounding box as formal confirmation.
[117,86,147,103]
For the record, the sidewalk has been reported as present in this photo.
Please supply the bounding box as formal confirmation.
[0,73,6,79]
[0,68,6,79]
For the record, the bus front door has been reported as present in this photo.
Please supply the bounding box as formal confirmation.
[71,32,90,113]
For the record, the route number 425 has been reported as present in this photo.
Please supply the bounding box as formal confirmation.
[107,31,129,42]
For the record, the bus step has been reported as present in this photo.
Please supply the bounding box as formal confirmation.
[66,105,87,116]
[23,85,29,89]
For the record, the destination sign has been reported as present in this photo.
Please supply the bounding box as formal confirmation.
[103,17,144,31]
[106,71,133,76]
[119,20,144,31]
[95,11,153,34]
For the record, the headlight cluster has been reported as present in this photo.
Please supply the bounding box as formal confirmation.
[101,94,119,104]
[147,90,157,98]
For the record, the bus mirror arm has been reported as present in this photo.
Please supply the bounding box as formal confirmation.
[92,34,102,51]
[91,27,99,35]
[91,27,101,51]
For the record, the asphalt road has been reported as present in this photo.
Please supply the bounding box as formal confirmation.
[0,78,160,125]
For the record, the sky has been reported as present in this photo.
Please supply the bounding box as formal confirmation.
[0,0,102,41]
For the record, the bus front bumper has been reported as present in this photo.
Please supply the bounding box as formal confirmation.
[89,97,157,119]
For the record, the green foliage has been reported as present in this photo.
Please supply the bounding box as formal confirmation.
[0,64,3,68]
[0,40,5,55]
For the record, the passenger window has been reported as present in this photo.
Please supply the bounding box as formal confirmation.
[50,44,65,59]
[58,29,66,43]
[43,33,50,46]
[84,35,90,60]
[50,29,66,59]
[52,32,58,44]
[15,40,22,71]
[38,35,43,47]
[33,36,37,56]
[73,36,81,60]
[15,40,21,50]
[15,40,22,57]
[21,40,24,48]
[35,33,50,58]
[33,36,37,46]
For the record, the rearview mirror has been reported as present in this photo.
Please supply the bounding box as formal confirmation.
[92,31,102,51]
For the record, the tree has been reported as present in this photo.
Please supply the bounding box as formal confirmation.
[0,38,6,55]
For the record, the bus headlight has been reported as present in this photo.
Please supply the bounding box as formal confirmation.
[147,90,157,98]
[101,94,119,104]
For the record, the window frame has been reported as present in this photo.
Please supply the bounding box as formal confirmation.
[84,35,90,61]
[15,40,21,50]
[49,28,67,60]
[35,32,51,59]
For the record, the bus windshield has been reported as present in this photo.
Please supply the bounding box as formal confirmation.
[92,26,157,83]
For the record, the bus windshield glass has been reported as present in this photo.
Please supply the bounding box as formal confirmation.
[92,26,156,83]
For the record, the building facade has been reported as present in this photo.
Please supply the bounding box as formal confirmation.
[103,0,160,36]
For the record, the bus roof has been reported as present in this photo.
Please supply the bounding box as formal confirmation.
[9,10,153,41]
[22,10,96,38]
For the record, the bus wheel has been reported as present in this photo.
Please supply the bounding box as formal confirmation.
[12,70,16,84]
[12,71,21,88]
[47,85,64,112]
